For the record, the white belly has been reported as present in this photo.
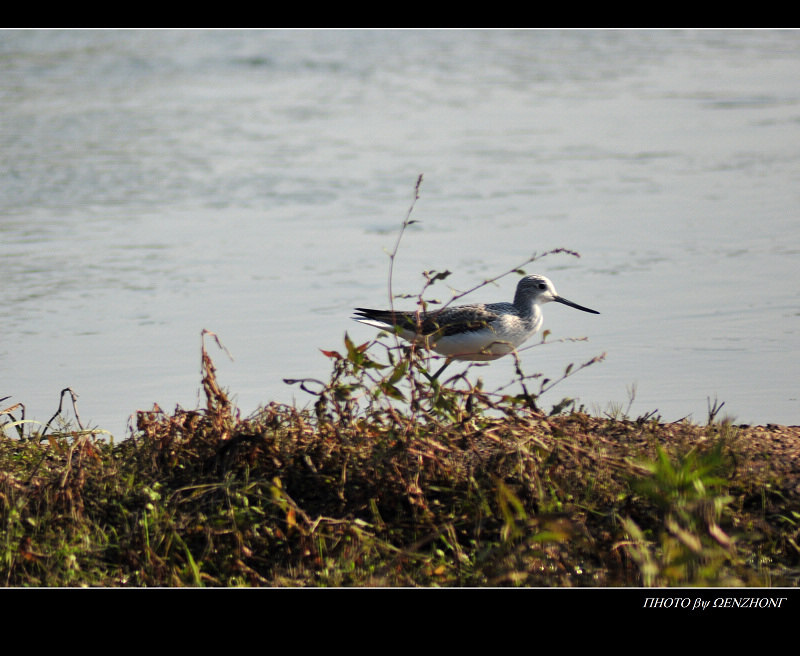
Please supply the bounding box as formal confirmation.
[431,330,518,361]
[416,316,539,362]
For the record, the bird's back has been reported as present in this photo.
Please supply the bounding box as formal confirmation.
[353,303,505,337]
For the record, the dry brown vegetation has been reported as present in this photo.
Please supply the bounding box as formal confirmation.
[2,329,798,587]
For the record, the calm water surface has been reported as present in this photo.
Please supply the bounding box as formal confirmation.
[1,29,799,437]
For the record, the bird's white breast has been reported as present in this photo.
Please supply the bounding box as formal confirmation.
[430,312,542,361]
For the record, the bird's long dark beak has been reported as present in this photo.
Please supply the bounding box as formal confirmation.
[554,296,600,314]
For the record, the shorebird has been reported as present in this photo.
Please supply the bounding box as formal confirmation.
[353,274,599,380]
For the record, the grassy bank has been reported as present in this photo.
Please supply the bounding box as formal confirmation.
[2,330,799,587]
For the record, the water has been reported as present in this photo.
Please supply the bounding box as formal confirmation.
[1,29,799,437]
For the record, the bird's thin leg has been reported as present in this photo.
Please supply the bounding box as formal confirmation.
[430,357,453,381]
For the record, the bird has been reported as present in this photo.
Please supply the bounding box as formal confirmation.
[353,274,599,380]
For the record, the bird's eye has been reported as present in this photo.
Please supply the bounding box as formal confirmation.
[537,283,547,290]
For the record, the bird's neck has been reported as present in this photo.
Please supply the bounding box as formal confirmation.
[514,292,539,319]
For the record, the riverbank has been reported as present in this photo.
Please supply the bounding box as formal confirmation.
[1,334,798,587]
